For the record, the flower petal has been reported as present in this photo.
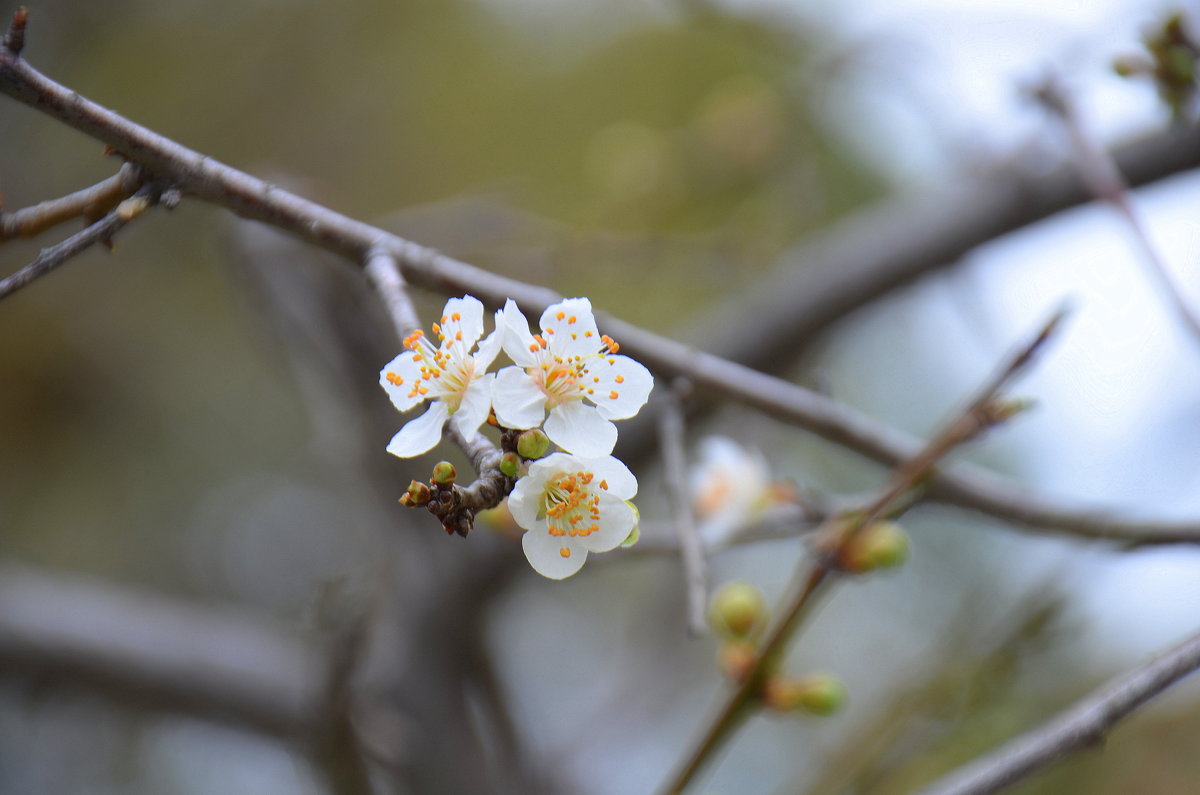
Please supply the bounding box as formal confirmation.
[379,352,424,412]
[440,295,485,347]
[492,366,547,430]
[507,476,545,532]
[578,491,635,553]
[579,455,638,500]
[585,354,654,420]
[540,297,600,361]
[475,329,503,371]
[522,528,588,579]
[544,401,617,457]
[497,299,539,367]
[386,401,450,458]
[451,372,494,438]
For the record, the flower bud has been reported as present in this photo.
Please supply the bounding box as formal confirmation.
[431,461,457,486]
[620,502,641,547]
[837,520,909,574]
[762,672,846,716]
[405,480,432,506]
[708,581,767,639]
[499,452,522,478]
[516,429,551,459]
[717,639,758,683]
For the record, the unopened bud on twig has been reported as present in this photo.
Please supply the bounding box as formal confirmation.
[621,502,641,548]
[405,480,432,506]
[717,640,758,683]
[709,581,767,639]
[499,452,522,478]
[431,461,457,486]
[762,672,846,716]
[516,429,551,459]
[837,520,909,574]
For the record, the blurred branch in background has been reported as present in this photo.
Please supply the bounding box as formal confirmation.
[1031,73,1200,349]
[917,629,1200,795]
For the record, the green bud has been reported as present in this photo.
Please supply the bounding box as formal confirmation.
[405,480,432,506]
[838,520,910,574]
[717,639,758,683]
[621,502,641,547]
[516,429,551,459]
[762,672,846,716]
[499,452,522,478]
[708,581,767,639]
[431,461,457,486]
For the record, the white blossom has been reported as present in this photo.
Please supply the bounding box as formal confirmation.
[379,295,500,458]
[508,453,638,579]
[492,298,653,457]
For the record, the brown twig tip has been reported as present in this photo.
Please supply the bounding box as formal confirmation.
[3,7,27,56]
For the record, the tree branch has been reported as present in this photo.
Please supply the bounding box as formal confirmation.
[3,16,1200,547]
[0,162,142,241]
[915,630,1200,795]
[0,185,158,300]
[0,563,328,739]
[657,378,708,634]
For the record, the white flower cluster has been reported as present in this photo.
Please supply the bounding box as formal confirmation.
[379,295,654,578]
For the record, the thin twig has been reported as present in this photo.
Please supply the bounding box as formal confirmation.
[363,246,421,340]
[916,629,1200,795]
[657,378,708,635]
[0,186,157,300]
[0,162,142,241]
[662,309,1067,794]
[1036,75,1200,346]
[4,25,1200,546]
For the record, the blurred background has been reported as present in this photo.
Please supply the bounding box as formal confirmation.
[2,0,1200,792]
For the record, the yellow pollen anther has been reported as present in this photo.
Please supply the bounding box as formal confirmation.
[418,386,429,395]
[432,323,441,335]
[568,315,577,324]
[571,333,577,340]
[455,330,463,341]
[599,480,609,490]
[452,312,461,321]
[615,375,625,384]
[593,376,600,383]
[556,311,565,321]
[559,547,571,558]
[386,372,403,386]
[609,390,619,399]
[529,342,540,353]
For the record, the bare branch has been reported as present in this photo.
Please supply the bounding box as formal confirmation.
[663,309,1065,793]
[1034,74,1200,346]
[657,378,708,635]
[363,246,421,340]
[0,163,142,241]
[0,186,158,300]
[916,630,1200,795]
[3,32,1200,547]
[0,563,328,738]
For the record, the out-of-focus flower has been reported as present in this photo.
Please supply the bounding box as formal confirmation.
[379,295,500,457]
[507,452,638,579]
[689,436,794,546]
[492,298,653,457]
